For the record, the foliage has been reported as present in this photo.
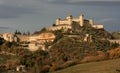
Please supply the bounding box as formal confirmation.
[52,30,64,44]
[33,27,48,34]
[0,38,4,45]
[112,32,120,39]
[19,49,50,73]
[15,30,22,35]
[52,24,56,26]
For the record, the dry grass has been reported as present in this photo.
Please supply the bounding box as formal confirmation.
[51,58,120,73]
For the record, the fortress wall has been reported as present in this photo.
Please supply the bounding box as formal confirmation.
[84,20,90,26]
[72,18,80,22]
[59,20,69,25]
[47,25,71,31]
[89,19,94,26]
[92,25,103,29]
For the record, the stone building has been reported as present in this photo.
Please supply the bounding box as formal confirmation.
[16,34,29,42]
[28,32,56,51]
[1,33,18,42]
[47,14,104,31]
[29,32,55,42]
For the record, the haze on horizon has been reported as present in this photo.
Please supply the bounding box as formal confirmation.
[0,0,120,34]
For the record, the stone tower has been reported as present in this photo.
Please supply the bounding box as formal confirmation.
[66,15,72,25]
[79,14,84,26]
[89,19,94,26]
[56,18,60,25]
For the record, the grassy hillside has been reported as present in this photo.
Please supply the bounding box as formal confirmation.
[52,58,120,73]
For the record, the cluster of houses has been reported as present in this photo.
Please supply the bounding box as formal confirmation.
[0,32,94,51]
[0,32,56,51]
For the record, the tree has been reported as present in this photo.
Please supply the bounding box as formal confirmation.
[17,31,21,34]
[0,38,4,45]
[34,27,47,34]
[15,30,21,34]
[52,24,56,26]
[15,30,18,34]
[40,28,47,33]
[27,31,30,35]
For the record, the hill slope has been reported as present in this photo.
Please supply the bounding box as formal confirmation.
[52,58,120,73]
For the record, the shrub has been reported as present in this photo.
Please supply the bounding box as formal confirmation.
[108,47,120,59]
[40,65,50,73]
[81,52,108,63]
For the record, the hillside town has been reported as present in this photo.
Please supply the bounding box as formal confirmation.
[0,14,120,73]
[0,14,119,52]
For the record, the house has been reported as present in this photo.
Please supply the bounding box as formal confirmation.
[16,65,26,72]
[2,33,18,42]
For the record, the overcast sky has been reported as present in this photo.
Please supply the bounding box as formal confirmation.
[0,0,120,34]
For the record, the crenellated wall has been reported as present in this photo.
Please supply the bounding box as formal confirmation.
[48,14,104,31]
[59,20,69,25]
[72,18,80,22]
[56,14,84,26]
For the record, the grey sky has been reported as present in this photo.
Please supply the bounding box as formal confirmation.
[0,0,120,33]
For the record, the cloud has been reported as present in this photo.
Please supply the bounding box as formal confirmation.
[0,0,119,19]
[0,26,10,29]
[99,18,114,22]
[0,0,40,19]
[98,18,119,24]
[68,0,120,2]
[0,5,38,19]
[47,0,120,6]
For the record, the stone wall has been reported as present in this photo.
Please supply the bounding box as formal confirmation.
[56,14,84,26]
[47,25,72,31]
[92,25,104,29]
[109,39,120,44]
[28,32,56,51]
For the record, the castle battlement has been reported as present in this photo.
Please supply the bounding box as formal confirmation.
[47,14,104,31]
[56,14,85,26]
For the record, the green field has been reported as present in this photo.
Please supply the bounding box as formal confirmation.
[52,58,120,73]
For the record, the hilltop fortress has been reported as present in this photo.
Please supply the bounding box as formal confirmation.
[47,14,103,31]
